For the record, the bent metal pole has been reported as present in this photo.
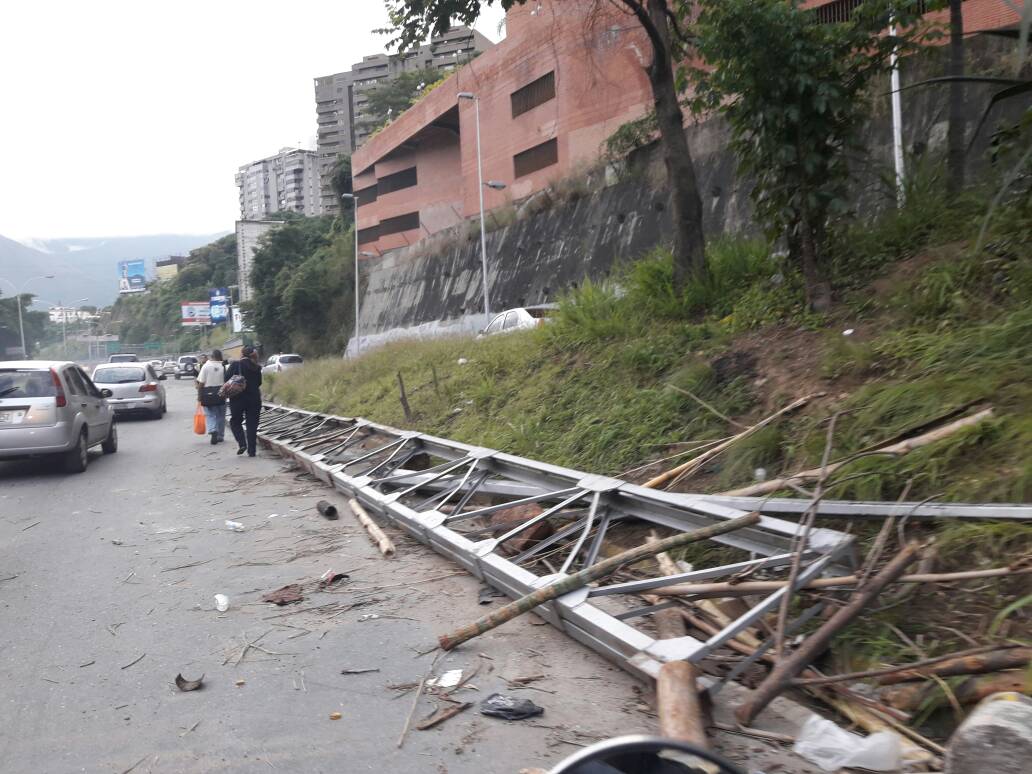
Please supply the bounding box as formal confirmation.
[438,512,761,651]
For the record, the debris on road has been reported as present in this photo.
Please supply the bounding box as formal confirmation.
[657,661,708,750]
[329,711,342,720]
[174,673,205,692]
[793,713,901,772]
[224,520,245,532]
[214,594,229,612]
[341,667,380,675]
[480,693,544,721]
[426,669,463,690]
[318,569,348,588]
[478,585,505,605]
[261,584,305,606]
[235,679,245,687]
[347,498,396,557]
[316,500,339,520]
[417,701,473,730]
[120,653,146,670]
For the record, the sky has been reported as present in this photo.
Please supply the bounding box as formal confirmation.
[0,0,505,240]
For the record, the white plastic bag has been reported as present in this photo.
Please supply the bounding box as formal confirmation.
[793,713,901,772]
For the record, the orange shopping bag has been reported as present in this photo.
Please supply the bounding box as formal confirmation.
[193,403,206,435]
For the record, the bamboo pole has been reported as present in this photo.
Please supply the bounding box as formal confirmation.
[438,512,761,651]
[734,542,922,726]
[721,408,994,498]
[348,498,397,558]
[877,646,1031,685]
[657,661,709,749]
[791,644,1018,687]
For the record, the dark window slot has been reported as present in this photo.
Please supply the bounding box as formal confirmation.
[378,211,420,236]
[513,138,558,178]
[378,166,418,195]
[511,71,556,118]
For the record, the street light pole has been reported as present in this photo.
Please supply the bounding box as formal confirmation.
[458,92,491,319]
[0,274,54,358]
[340,192,363,357]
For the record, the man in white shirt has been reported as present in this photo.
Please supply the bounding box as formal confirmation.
[195,349,227,444]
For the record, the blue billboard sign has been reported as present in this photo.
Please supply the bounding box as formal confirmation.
[209,287,230,324]
[117,260,147,294]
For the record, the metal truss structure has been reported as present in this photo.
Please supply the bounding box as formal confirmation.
[258,403,855,681]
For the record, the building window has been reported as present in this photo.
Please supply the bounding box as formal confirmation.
[355,184,378,207]
[357,225,380,244]
[377,166,418,195]
[378,211,420,236]
[511,71,556,118]
[513,138,558,178]
[811,0,929,24]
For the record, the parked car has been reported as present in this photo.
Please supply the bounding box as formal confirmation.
[0,360,117,472]
[175,355,199,379]
[161,360,177,375]
[108,353,139,363]
[91,363,167,419]
[478,304,558,338]
[148,358,164,371]
[262,354,304,375]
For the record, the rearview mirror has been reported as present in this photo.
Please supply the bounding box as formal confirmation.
[100,388,113,398]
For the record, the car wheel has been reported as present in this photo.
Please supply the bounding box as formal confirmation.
[101,423,118,454]
[162,399,167,415]
[64,429,89,473]
[151,405,164,420]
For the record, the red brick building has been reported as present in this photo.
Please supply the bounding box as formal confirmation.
[351,0,654,255]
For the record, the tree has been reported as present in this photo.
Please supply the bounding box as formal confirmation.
[690,0,932,309]
[946,0,966,196]
[359,66,446,132]
[381,0,707,292]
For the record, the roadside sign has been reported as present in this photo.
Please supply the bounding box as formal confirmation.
[180,301,212,327]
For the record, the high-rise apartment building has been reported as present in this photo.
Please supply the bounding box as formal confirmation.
[235,219,285,303]
[235,148,323,220]
[314,26,493,214]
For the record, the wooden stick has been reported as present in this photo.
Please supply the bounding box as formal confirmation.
[438,513,761,651]
[722,408,994,497]
[645,533,687,638]
[348,498,396,558]
[643,395,819,490]
[880,670,1031,712]
[791,644,1017,686]
[657,661,709,749]
[416,701,473,730]
[735,542,922,726]
[397,371,413,422]
[878,646,1031,686]
[653,564,1031,598]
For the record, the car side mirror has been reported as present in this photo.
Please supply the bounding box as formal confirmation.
[100,388,113,398]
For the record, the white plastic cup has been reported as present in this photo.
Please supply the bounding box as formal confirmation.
[214,594,229,612]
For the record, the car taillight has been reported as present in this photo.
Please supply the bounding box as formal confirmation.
[139,383,159,392]
[50,368,67,407]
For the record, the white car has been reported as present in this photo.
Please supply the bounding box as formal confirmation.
[91,362,167,420]
[478,305,557,338]
[262,354,304,375]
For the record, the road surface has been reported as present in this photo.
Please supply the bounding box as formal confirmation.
[0,378,813,773]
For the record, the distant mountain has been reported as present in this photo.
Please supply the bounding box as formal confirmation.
[0,232,228,309]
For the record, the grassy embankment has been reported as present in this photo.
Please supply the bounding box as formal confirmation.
[269,175,1032,668]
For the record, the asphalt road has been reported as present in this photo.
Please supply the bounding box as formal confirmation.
[0,379,815,773]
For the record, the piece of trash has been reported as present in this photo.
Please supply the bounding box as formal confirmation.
[224,520,245,532]
[357,613,380,622]
[235,679,246,687]
[319,569,349,588]
[316,500,339,520]
[111,539,123,546]
[341,668,380,675]
[214,594,230,612]
[267,514,278,519]
[480,693,544,721]
[842,328,855,336]
[175,673,205,692]
[754,467,768,482]
[427,669,463,689]
[478,585,505,605]
[261,584,304,606]
[329,711,342,720]
[793,713,901,772]
[457,357,468,365]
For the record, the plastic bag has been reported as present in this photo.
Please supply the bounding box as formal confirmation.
[193,403,206,435]
[793,713,901,772]
[480,693,544,720]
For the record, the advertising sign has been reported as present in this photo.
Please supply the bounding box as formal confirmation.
[231,306,244,333]
[117,260,147,294]
[180,301,212,327]
[209,287,230,324]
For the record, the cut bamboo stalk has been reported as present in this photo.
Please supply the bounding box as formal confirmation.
[734,543,922,726]
[877,646,1031,685]
[722,408,994,497]
[438,513,761,651]
[348,498,397,557]
[657,661,709,750]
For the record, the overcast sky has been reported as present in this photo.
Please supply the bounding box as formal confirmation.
[0,0,505,240]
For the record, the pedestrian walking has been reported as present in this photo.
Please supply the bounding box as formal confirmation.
[195,349,227,444]
[227,345,263,457]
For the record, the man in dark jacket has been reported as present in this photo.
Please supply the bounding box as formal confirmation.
[227,345,263,457]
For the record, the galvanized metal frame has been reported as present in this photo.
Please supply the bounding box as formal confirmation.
[258,403,855,680]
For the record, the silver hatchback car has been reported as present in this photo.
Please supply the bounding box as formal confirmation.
[0,360,117,472]
[91,362,167,419]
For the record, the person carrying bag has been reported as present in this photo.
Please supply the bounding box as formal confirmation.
[226,345,263,457]
[195,348,227,445]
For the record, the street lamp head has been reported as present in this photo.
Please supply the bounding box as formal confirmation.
[358,251,377,258]
[457,92,476,100]
[485,181,507,190]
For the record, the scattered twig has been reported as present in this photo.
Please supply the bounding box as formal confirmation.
[21,521,41,531]
[160,558,214,573]
[119,754,151,774]
[341,667,380,675]
[179,720,200,738]
[666,383,747,428]
[792,644,1018,686]
[120,653,147,670]
[348,499,396,557]
[398,651,444,748]
[121,571,136,584]
[79,660,95,668]
[416,701,473,730]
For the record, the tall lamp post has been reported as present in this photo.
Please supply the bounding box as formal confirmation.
[0,274,54,358]
[457,92,494,320]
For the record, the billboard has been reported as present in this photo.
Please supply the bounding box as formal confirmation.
[180,301,212,327]
[209,287,230,324]
[117,260,147,294]
[231,306,245,333]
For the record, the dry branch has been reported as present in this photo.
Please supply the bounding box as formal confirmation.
[348,498,396,557]
[877,646,1031,685]
[657,661,709,749]
[721,408,994,497]
[438,513,761,651]
[791,644,1020,686]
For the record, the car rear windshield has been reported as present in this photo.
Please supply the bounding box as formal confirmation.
[526,307,555,319]
[93,367,146,384]
[180,357,197,364]
[109,354,138,362]
[279,355,303,364]
[0,369,57,398]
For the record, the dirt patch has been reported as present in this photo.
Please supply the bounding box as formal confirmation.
[729,326,831,412]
